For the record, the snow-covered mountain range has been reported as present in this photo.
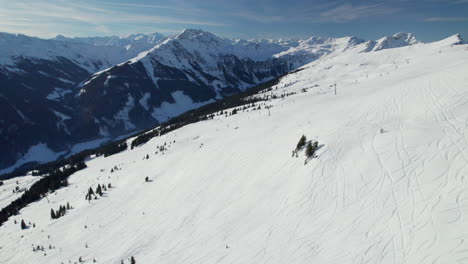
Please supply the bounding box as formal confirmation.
[0,31,466,264]
[0,29,425,172]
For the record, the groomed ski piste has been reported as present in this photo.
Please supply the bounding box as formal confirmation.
[1,34,467,264]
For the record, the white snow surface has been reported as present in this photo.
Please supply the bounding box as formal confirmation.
[151,91,215,123]
[1,36,468,264]
[0,176,39,210]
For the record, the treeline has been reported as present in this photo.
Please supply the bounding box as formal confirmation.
[131,74,284,149]
[0,161,86,226]
[51,202,72,220]
[1,141,128,181]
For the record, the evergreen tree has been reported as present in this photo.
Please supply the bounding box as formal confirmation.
[96,184,103,196]
[145,177,149,182]
[305,141,318,158]
[21,219,27,229]
[51,209,56,219]
[66,202,71,210]
[130,256,136,264]
[61,205,66,216]
[296,135,307,150]
[86,187,95,201]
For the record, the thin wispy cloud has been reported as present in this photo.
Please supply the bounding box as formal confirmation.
[233,12,286,23]
[319,4,399,23]
[0,0,225,37]
[228,2,399,24]
[425,17,468,21]
[100,1,206,13]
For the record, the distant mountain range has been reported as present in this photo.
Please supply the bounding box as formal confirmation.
[0,29,425,172]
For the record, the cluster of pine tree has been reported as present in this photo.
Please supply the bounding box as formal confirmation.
[158,145,166,152]
[85,184,109,202]
[50,202,71,219]
[32,245,45,252]
[102,142,128,157]
[0,161,86,227]
[110,165,120,173]
[293,135,319,161]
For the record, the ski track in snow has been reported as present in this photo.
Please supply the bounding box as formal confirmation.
[0,39,468,264]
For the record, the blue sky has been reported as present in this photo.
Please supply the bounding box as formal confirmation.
[0,0,467,42]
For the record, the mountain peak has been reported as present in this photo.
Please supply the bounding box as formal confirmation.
[433,33,464,46]
[55,34,66,40]
[446,33,464,44]
[391,32,419,45]
[176,28,220,42]
[371,32,419,51]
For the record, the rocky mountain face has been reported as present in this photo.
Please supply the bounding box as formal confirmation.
[0,29,421,172]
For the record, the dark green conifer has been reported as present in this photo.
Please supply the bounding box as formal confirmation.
[296,135,307,150]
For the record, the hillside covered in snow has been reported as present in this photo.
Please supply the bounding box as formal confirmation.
[0,33,467,264]
[0,29,423,174]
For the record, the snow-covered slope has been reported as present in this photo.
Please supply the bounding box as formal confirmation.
[0,29,424,177]
[1,34,467,264]
[0,175,39,210]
